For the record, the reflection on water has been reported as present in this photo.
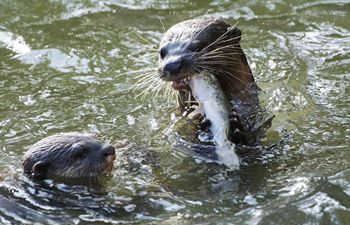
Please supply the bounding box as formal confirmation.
[0,0,349,224]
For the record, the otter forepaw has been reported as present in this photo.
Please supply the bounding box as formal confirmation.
[229,110,248,144]
[230,128,248,144]
[229,111,244,130]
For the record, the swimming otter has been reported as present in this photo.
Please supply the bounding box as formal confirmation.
[158,18,273,147]
[22,133,116,180]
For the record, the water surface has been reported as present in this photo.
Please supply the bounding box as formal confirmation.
[0,0,349,224]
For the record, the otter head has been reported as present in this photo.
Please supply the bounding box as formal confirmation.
[22,133,116,180]
[158,18,255,101]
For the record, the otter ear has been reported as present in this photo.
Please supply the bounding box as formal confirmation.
[228,27,242,42]
[32,161,49,178]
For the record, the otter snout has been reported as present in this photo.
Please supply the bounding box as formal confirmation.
[101,145,116,165]
[159,54,193,81]
[101,145,115,157]
[164,58,182,76]
[101,144,116,172]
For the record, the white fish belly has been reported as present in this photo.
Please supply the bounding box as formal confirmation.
[189,73,239,169]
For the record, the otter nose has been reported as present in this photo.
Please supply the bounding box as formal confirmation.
[102,145,115,157]
[164,60,182,75]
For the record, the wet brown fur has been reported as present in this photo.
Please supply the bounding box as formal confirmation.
[22,133,116,180]
[158,18,272,145]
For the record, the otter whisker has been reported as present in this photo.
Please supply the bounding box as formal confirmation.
[196,58,239,64]
[209,34,246,46]
[199,29,232,53]
[158,16,166,33]
[194,64,230,74]
[195,65,240,89]
[134,77,160,92]
[155,83,170,102]
[197,49,243,60]
[196,60,241,65]
[175,90,194,109]
[134,73,159,88]
[196,55,240,61]
[135,71,159,80]
[199,28,244,55]
[164,82,177,105]
[136,53,158,61]
[192,10,211,36]
[134,75,158,85]
[181,17,215,50]
[227,67,256,77]
[197,62,255,77]
[183,100,198,104]
[198,45,243,57]
[133,80,155,90]
[134,71,158,83]
[163,83,172,104]
[152,81,177,105]
[190,11,219,41]
[116,68,157,77]
[205,37,242,48]
[195,64,249,87]
[134,69,158,78]
[187,93,196,108]
[134,72,176,103]
[133,77,159,90]
[133,42,157,52]
[199,51,242,59]
[211,66,248,86]
[136,79,160,100]
[169,87,177,105]
[198,55,240,63]
[200,46,243,55]
[151,79,166,99]
[134,32,158,49]
[196,61,243,66]
[199,52,243,58]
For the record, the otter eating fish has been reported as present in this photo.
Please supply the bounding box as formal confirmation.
[157,18,273,169]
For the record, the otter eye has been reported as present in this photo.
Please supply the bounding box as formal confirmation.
[159,47,167,59]
[75,147,89,159]
[188,40,205,52]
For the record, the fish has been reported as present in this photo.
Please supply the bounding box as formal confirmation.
[188,72,239,170]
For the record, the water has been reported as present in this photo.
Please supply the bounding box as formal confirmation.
[0,0,349,224]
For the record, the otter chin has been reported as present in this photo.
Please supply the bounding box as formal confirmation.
[171,77,190,91]
[22,133,116,180]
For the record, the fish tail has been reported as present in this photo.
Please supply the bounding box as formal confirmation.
[173,135,219,162]
[215,144,240,170]
[173,135,240,170]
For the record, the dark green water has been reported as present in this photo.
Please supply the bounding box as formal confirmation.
[0,0,349,224]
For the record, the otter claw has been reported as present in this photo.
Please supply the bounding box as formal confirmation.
[230,117,244,131]
[228,110,248,144]
[229,110,244,131]
[231,128,248,144]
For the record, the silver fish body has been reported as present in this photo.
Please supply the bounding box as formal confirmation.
[189,72,239,169]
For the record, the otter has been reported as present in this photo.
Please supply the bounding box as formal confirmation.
[22,133,116,180]
[157,18,273,163]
